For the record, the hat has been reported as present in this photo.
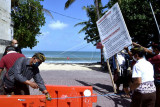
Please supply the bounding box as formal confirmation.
[6,46,15,51]
[131,46,144,55]
[33,52,46,62]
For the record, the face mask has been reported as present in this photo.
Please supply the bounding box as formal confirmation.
[132,56,137,61]
[32,62,40,67]
[14,44,18,48]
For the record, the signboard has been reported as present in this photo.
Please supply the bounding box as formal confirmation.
[96,3,132,59]
[96,42,102,49]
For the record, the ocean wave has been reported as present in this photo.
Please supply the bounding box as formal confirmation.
[45,57,100,61]
[44,60,97,64]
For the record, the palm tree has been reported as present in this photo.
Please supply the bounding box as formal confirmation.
[74,5,101,45]
[65,0,107,65]
[65,0,105,44]
[65,0,101,18]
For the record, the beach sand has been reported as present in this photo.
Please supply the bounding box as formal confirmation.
[39,63,102,71]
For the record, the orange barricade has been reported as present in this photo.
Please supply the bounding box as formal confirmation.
[46,85,97,107]
[0,85,97,107]
[0,95,46,107]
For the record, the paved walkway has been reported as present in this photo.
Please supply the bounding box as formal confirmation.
[30,64,131,107]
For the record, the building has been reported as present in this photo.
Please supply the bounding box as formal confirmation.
[0,0,15,57]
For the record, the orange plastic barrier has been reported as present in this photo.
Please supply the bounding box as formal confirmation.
[46,85,97,107]
[0,95,46,107]
[0,85,97,107]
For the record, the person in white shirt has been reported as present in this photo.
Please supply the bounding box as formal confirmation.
[130,46,156,107]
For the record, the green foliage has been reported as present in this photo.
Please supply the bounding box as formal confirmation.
[74,0,106,46]
[65,0,106,46]
[65,0,160,47]
[75,4,105,46]
[107,0,160,47]
[11,0,45,49]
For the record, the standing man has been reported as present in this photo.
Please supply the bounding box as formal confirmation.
[0,46,25,95]
[130,46,156,107]
[147,44,160,107]
[3,39,22,56]
[0,46,25,73]
[2,52,51,98]
[133,42,160,107]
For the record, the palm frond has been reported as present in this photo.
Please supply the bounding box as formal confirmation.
[78,26,88,33]
[42,8,53,19]
[65,0,75,9]
[74,21,87,27]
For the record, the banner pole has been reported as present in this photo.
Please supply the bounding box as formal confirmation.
[106,59,117,93]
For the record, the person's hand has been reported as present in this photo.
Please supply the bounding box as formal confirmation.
[29,82,39,89]
[45,92,52,101]
[124,47,129,52]
[132,42,141,47]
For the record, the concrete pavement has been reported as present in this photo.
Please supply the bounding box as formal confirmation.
[30,64,131,107]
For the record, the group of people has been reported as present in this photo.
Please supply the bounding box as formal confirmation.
[1,39,160,106]
[112,42,160,107]
[0,39,51,100]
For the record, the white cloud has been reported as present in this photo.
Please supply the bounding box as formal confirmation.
[48,20,68,30]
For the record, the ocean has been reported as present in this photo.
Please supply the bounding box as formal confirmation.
[23,51,101,63]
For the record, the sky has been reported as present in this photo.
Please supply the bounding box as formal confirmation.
[23,0,109,52]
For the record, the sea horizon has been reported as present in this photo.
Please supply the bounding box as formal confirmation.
[22,50,101,64]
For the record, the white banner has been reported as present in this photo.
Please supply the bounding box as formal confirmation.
[96,3,132,59]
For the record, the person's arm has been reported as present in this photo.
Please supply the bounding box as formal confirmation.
[33,68,47,92]
[43,90,52,101]
[24,80,39,89]
[14,58,28,82]
[130,77,141,91]
[132,42,153,54]
[130,63,142,91]
[0,58,5,75]
[124,47,133,59]
[33,70,52,100]
[13,58,39,89]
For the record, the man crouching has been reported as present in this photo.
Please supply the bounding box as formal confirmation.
[2,52,51,99]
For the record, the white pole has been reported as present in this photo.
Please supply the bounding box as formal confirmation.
[149,2,160,41]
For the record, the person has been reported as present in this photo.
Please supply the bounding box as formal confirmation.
[1,52,51,99]
[112,54,123,93]
[132,42,154,59]
[113,50,130,96]
[133,42,160,107]
[147,43,160,107]
[0,46,25,95]
[3,39,22,56]
[130,46,156,107]
[0,46,25,73]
